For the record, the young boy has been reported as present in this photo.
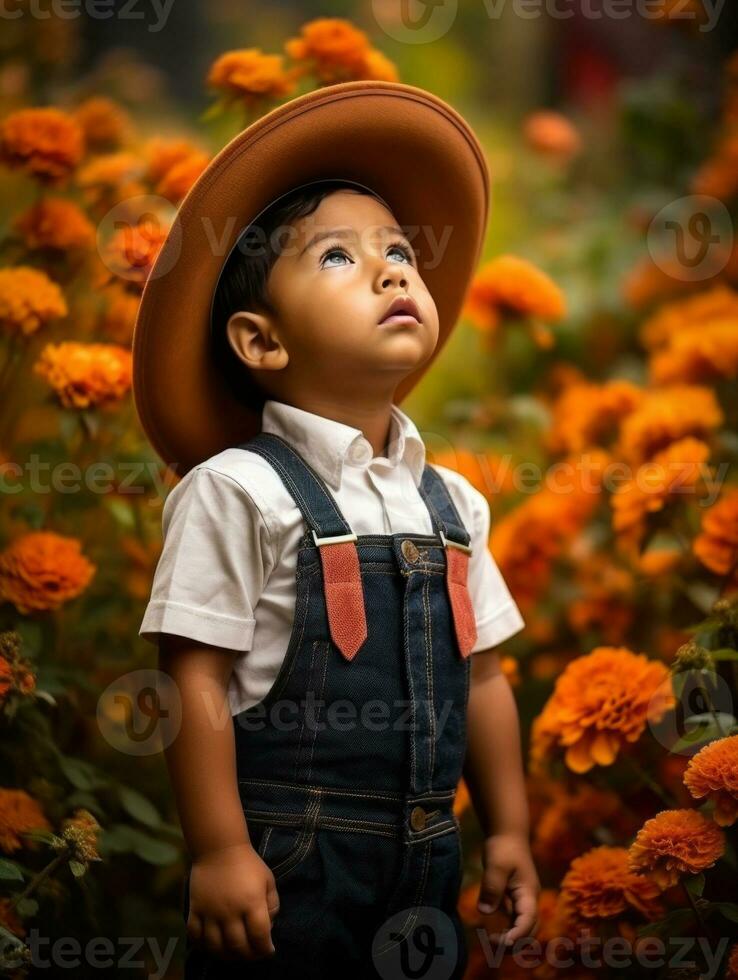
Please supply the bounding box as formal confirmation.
[133,81,540,979]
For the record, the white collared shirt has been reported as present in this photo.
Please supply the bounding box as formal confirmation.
[139,399,525,714]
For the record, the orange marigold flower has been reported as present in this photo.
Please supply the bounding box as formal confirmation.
[567,552,635,645]
[0,788,51,852]
[628,808,725,889]
[285,18,395,84]
[547,378,643,454]
[0,266,67,335]
[75,151,146,208]
[57,808,101,863]
[490,453,608,609]
[143,137,204,185]
[33,341,132,409]
[0,530,96,613]
[641,286,738,385]
[206,48,298,106]
[362,48,399,82]
[12,197,95,252]
[615,385,723,465]
[464,254,566,340]
[101,283,140,345]
[523,110,582,161]
[637,543,683,577]
[155,150,209,203]
[683,734,738,826]
[693,486,738,578]
[428,447,516,497]
[0,107,85,185]
[100,215,168,288]
[611,437,711,555]
[72,96,131,150]
[530,646,675,774]
[533,782,623,871]
[559,846,664,924]
[650,320,738,385]
[640,286,738,351]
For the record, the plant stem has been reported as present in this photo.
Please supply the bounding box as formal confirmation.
[680,877,705,934]
[623,754,678,808]
[9,846,69,911]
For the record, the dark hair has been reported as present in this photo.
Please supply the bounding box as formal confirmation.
[210,178,391,414]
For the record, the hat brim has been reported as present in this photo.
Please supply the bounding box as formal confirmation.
[132,80,489,478]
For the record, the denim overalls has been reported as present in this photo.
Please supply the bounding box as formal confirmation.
[183,431,478,979]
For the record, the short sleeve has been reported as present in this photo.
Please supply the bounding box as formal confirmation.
[138,466,274,652]
[465,484,525,652]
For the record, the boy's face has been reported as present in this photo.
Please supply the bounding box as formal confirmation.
[227,189,439,404]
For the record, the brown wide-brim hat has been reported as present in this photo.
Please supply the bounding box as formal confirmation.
[132,79,490,478]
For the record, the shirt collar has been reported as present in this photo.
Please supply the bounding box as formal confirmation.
[260,399,426,491]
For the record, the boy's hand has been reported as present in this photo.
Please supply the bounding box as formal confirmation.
[187,841,279,961]
[477,832,540,948]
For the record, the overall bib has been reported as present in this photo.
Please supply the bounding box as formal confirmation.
[183,431,479,980]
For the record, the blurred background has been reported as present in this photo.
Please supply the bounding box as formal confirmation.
[1,1,738,977]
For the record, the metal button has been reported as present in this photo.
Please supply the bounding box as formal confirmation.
[401,540,420,563]
[409,805,427,831]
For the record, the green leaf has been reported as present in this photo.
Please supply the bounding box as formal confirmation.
[58,755,102,791]
[131,835,179,866]
[99,825,179,866]
[636,908,694,939]
[118,786,162,829]
[104,498,135,529]
[0,859,24,881]
[68,860,86,878]
[708,901,738,924]
[15,897,38,917]
[669,716,734,754]
[710,649,738,662]
[198,99,227,123]
[684,872,705,898]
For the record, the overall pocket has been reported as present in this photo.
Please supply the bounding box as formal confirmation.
[248,793,321,883]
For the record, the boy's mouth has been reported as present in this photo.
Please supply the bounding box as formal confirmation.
[379,295,422,325]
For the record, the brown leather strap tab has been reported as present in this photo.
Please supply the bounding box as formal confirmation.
[445,546,478,658]
[318,540,367,661]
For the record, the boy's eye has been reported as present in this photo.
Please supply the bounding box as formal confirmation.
[387,242,415,265]
[321,247,351,267]
[319,241,415,268]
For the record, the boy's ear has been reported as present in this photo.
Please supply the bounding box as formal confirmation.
[226,310,288,371]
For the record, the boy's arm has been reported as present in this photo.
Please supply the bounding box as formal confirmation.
[463,647,540,946]
[158,632,251,859]
[464,649,528,838]
[157,632,278,962]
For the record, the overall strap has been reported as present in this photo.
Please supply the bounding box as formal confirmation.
[419,464,478,659]
[237,431,367,662]
[418,464,472,548]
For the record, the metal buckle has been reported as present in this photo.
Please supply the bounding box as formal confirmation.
[439,531,472,555]
[312,530,358,547]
